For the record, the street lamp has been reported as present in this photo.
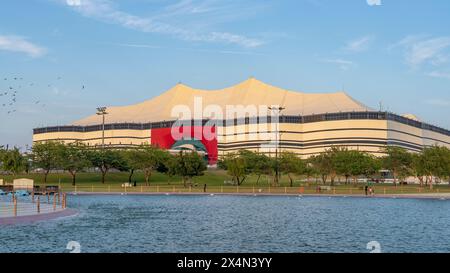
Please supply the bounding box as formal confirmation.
[96,107,108,150]
[269,106,285,185]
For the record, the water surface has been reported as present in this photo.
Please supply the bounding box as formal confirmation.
[1,195,449,253]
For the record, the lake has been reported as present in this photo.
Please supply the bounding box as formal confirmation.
[1,194,449,253]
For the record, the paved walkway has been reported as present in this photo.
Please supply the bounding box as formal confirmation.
[0,200,77,225]
[69,191,450,200]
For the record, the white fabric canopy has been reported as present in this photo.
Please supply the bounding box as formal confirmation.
[73,78,372,125]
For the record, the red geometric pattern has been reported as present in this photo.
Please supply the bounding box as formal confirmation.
[151,126,218,164]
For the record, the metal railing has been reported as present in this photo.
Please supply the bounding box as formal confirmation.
[0,192,67,218]
[56,184,450,196]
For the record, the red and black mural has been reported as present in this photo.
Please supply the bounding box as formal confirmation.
[151,126,218,165]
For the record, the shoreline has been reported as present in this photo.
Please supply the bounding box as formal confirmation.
[67,191,450,200]
[0,208,78,225]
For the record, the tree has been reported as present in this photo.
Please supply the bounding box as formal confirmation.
[250,153,275,185]
[325,147,351,185]
[117,150,135,183]
[445,147,450,184]
[32,141,65,183]
[349,152,381,183]
[235,150,274,185]
[124,145,170,185]
[61,142,91,186]
[22,152,32,174]
[143,146,169,185]
[309,151,334,185]
[219,151,256,186]
[382,146,413,186]
[334,149,379,184]
[360,154,382,180]
[411,153,427,187]
[422,146,450,189]
[334,147,355,184]
[279,151,306,187]
[0,146,6,172]
[303,162,317,184]
[167,151,207,187]
[309,147,381,185]
[1,147,25,176]
[88,149,126,184]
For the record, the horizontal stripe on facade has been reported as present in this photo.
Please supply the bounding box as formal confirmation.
[217,138,424,151]
[219,136,423,148]
[217,128,449,146]
[219,149,390,157]
[219,145,394,155]
[34,126,450,147]
[218,142,423,153]
[36,135,424,150]
[33,111,450,136]
[33,136,152,143]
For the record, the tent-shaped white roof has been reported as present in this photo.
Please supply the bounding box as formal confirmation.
[73,78,372,126]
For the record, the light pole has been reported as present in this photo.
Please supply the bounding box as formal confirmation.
[96,107,108,150]
[269,106,285,185]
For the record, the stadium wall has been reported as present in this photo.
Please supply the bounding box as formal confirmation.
[33,112,450,162]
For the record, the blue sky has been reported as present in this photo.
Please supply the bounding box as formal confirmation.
[1,0,450,148]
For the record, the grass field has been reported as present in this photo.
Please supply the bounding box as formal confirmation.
[1,170,449,195]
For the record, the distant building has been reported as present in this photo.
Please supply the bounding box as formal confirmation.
[33,78,450,165]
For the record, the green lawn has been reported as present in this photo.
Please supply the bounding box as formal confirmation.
[2,170,450,195]
[1,170,279,187]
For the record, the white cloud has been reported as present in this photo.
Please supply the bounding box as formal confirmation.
[61,0,264,48]
[367,0,381,6]
[408,37,450,67]
[345,35,374,52]
[425,99,450,107]
[113,43,161,49]
[0,35,46,58]
[394,36,450,68]
[427,71,450,80]
[321,58,355,71]
[110,42,267,56]
[66,0,81,6]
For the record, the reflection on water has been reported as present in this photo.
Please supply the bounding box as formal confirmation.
[1,195,450,253]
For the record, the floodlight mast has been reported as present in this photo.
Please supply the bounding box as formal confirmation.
[269,106,285,185]
[96,107,108,150]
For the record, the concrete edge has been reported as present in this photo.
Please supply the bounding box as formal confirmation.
[67,191,450,200]
[0,209,78,225]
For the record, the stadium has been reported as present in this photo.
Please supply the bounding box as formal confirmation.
[33,78,450,165]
